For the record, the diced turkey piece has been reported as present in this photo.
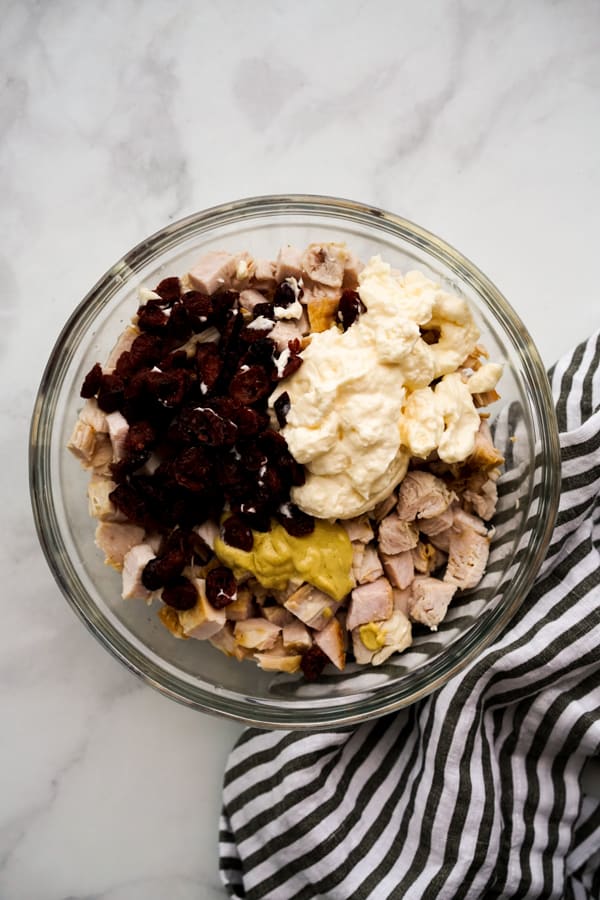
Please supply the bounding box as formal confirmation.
[105,325,139,371]
[342,252,363,290]
[261,605,295,627]
[270,313,309,351]
[412,540,446,575]
[193,519,219,552]
[239,288,269,313]
[444,527,490,590]
[231,253,254,289]
[396,471,456,521]
[179,578,226,639]
[187,251,240,295]
[254,637,302,673]
[89,433,114,474]
[271,580,304,604]
[463,478,498,521]
[282,620,312,652]
[275,245,304,282]
[106,410,129,460]
[314,617,346,670]
[392,588,412,617]
[234,618,281,651]
[428,529,451,553]
[372,491,398,522]
[418,506,455,537]
[380,550,414,590]
[87,474,123,522]
[409,577,457,630]
[354,544,384,584]
[252,258,277,292]
[225,586,255,621]
[467,419,504,468]
[341,515,374,543]
[95,522,145,569]
[121,543,156,600]
[351,542,365,581]
[378,515,419,555]
[79,399,108,433]
[158,606,187,639]
[371,610,413,665]
[452,507,489,537]
[145,531,162,553]
[67,420,97,465]
[346,577,393,631]
[302,243,347,288]
[351,628,374,665]
[284,584,341,631]
[210,623,249,661]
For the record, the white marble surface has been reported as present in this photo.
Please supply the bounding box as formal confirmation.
[1,1,599,897]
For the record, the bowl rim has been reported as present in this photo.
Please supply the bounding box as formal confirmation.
[29,193,562,729]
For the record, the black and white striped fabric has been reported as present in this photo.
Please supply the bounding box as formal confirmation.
[219,332,600,900]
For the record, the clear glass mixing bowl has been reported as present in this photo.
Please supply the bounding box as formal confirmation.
[29,195,561,728]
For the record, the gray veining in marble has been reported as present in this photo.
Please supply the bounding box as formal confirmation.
[1,0,599,896]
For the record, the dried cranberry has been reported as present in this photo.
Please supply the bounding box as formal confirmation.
[222,515,253,552]
[206,566,237,608]
[177,406,237,447]
[274,279,302,308]
[235,502,271,532]
[212,290,239,328]
[229,365,271,405]
[97,373,125,413]
[166,302,193,342]
[276,503,315,537]
[301,645,328,681]
[252,302,275,320]
[274,391,290,428]
[281,354,303,379]
[234,406,269,437]
[155,277,181,301]
[116,334,165,378]
[125,420,156,457]
[161,577,198,610]
[183,291,213,329]
[109,481,150,526]
[80,362,103,399]
[337,290,366,331]
[160,349,191,371]
[137,304,170,333]
[143,369,190,408]
[142,548,186,591]
[242,337,276,368]
[173,447,213,492]
[196,343,222,393]
[189,530,213,564]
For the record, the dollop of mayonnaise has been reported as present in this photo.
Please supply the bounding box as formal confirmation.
[269,256,500,519]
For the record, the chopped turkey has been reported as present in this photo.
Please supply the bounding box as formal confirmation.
[105,325,139,371]
[342,251,363,290]
[179,580,226,640]
[341,515,374,543]
[444,527,490,590]
[158,606,187,639]
[371,609,412,665]
[351,628,375,664]
[254,637,302,673]
[452,507,489,537]
[234,618,281,651]
[187,251,241,295]
[210,623,249,661]
[396,471,456,521]
[409,577,457,630]
[95,522,145,569]
[392,587,412,617]
[270,312,309,351]
[275,245,304,282]
[412,540,446,575]
[252,258,277,292]
[463,478,498,521]
[378,515,419,555]
[224,586,255,621]
[261,605,295,627]
[372,490,398,522]
[380,551,414,589]
[419,505,455,537]
[282,620,312,652]
[121,543,156,600]
[87,475,123,521]
[67,420,97,466]
[284,584,341,630]
[106,410,129,460]
[351,542,365,581]
[467,419,505,469]
[302,243,347,288]
[79,398,108,433]
[239,288,269,313]
[354,544,384,584]
[346,577,393,631]
[314,617,346,670]
[193,519,219,551]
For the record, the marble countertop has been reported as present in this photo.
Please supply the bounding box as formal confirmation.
[2,2,599,897]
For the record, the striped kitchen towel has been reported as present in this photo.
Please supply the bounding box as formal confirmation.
[219,331,600,900]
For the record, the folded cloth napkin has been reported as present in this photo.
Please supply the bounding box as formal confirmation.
[219,332,600,900]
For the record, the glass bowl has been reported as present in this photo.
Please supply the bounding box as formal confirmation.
[29,194,561,729]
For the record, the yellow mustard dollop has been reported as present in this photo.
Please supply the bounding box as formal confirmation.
[359,622,386,651]
[214,519,353,602]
